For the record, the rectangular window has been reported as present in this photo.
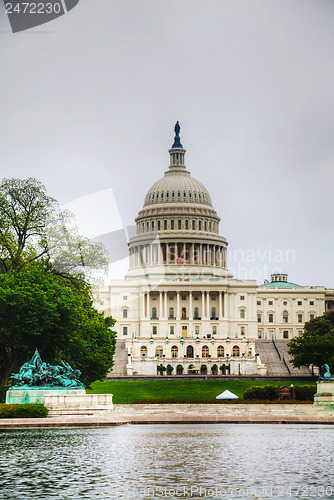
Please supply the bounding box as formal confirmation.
[310,314,314,320]
[240,295,245,300]
[283,330,289,339]
[258,329,262,339]
[241,326,245,335]
[298,314,303,323]
[152,295,157,300]
[123,295,128,300]
[298,301,302,306]
[310,301,314,306]
[257,301,261,306]
[170,326,174,334]
[211,295,216,300]
[181,295,186,301]
[212,326,217,335]
[152,326,157,335]
[269,313,273,323]
[169,295,174,300]
[240,309,245,319]
[122,309,127,318]
[122,327,128,336]
[194,295,199,300]
[268,301,273,305]
[195,326,199,335]
[257,314,262,323]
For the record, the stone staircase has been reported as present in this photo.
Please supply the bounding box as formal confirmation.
[107,340,128,377]
[255,340,312,377]
[273,340,312,377]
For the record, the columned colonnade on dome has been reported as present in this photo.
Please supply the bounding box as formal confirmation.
[129,242,227,268]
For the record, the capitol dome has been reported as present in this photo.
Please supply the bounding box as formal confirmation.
[127,122,229,278]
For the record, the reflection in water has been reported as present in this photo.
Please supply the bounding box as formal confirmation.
[0,424,333,499]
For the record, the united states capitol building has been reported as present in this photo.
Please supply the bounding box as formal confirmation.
[99,123,334,377]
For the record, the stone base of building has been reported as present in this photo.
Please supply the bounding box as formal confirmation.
[129,358,267,376]
[5,387,85,405]
[314,381,334,406]
[44,394,114,416]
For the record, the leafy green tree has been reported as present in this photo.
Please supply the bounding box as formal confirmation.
[288,312,334,371]
[0,177,107,281]
[0,265,116,387]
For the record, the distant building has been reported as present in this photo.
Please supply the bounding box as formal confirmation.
[98,124,331,377]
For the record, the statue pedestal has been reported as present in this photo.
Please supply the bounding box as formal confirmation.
[5,387,85,405]
[44,393,114,416]
[314,381,334,406]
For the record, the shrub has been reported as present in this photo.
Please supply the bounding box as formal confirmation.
[294,385,317,401]
[0,403,48,418]
[13,403,48,418]
[243,385,277,401]
[0,404,15,418]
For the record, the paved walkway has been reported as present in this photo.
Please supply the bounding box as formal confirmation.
[1,404,334,428]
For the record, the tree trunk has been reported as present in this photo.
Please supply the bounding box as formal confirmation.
[0,353,18,387]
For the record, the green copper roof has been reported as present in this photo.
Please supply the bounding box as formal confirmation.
[259,281,303,288]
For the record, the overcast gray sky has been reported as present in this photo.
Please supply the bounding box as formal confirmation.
[1,0,334,286]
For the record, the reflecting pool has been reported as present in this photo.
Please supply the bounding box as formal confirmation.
[0,424,333,499]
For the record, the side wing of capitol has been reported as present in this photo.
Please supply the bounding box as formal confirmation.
[98,124,334,377]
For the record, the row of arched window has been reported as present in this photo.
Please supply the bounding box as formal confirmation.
[139,218,217,234]
[165,364,230,375]
[146,190,208,203]
[140,345,240,358]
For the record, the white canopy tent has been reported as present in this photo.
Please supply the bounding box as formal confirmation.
[216,390,239,400]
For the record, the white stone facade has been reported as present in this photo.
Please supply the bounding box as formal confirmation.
[97,125,329,377]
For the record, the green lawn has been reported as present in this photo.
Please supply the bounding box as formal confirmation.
[86,379,315,404]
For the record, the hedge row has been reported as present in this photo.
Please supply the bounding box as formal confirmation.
[0,403,48,418]
[243,385,317,401]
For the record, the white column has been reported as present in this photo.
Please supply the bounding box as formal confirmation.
[223,292,227,318]
[147,293,150,318]
[141,292,145,319]
[159,292,162,319]
[164,291,168,319]
[219,291,223,319]
[206,292,210,318]
[183,243,186,262]
[189,292,193,320]
[177,291,180,320]
[202,292,205,318]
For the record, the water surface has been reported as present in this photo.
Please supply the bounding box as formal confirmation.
[0,424,333,499]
